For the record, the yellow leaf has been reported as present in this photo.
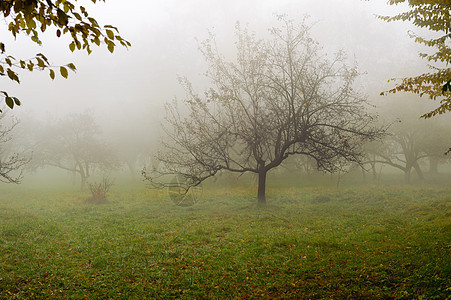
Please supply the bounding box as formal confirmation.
[60,66,68,78]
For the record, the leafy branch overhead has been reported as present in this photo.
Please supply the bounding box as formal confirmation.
[0,0,130,110]
[378,0,451,118]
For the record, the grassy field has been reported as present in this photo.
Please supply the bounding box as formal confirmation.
[0,183,449,299]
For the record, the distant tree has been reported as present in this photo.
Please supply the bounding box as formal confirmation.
[31,113,116,190]
[379,0,451,118]
[0,112,29,183]
[143,17,384,204]
[371,123,427,183]
[362,140,387,181]
[365,96,451,183]
[417,119,451,174]
[0,0,130,111]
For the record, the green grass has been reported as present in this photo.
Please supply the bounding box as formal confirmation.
[0,184,449,299]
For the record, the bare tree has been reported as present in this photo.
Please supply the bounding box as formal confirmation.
[369,129,427,184]
[364,98,451,183]
[31,113,116,190]
[0,113,29,183]
[144,17,384,204]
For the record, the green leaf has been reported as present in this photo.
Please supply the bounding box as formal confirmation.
[106,29,114,40]
[88,17,99,27]
[67,63,77,72]
[12,97,21,106]
[49,69,55,80]
[73,12,82,21]
[104,25,118,32]
[80,6,88,17]
[442,81,451,94]
[107,42,114,53]
[57,8,68,26]
[6,69,20,83]
[27,18,36,29]
[60,66,68,78]
[27,62,34,71]
[31,35,41,44]
[69,42,76,52]
[36,53,49,63]
[5,96,14,109]
[36,57,46,68]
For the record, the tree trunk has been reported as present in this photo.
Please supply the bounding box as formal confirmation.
[404,167,411,184]
[413,161,424,181]
[257,170,267,205]
[78,163,87,191]
[371,162,377,180]
[80,171,86,191]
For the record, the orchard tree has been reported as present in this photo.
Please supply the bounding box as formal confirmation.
[364,96,451,183]
[379,0,451,118]
[0,112,29,183]
[0,0,130,110]
[143,17,384,204]
[369,123,427,183]
[31,113,116,190]
[362,140,388,181]
[420,120,451,173]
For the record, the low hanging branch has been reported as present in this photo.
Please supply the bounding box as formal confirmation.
[0,0,130,110]
[378,0,451,118]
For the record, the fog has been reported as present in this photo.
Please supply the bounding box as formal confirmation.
[1,2,451,298]
[1,0,449,188]
[3,0,427,117]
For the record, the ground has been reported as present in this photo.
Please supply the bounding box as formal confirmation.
[0,182,449,299]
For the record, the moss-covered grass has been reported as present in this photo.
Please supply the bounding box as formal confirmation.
[0,184,449,299]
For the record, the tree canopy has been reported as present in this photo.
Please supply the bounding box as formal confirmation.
[364,95,451,183]
[379,0,451,118]
[29,113,117,190]
[0,0,130,111]
[144,17,384,204]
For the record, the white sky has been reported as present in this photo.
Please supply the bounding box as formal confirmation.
[1,0,427,134]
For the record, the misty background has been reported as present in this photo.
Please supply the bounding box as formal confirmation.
[1,0,448,187]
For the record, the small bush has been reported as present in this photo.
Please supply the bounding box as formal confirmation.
[85,177,113,204]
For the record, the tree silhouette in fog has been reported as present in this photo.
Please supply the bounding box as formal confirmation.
[144,17,384,204]
[0,112,29,183]
[31,113,116,190]
[364,96,451,183]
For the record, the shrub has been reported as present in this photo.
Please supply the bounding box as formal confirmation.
[85,177,113,204]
